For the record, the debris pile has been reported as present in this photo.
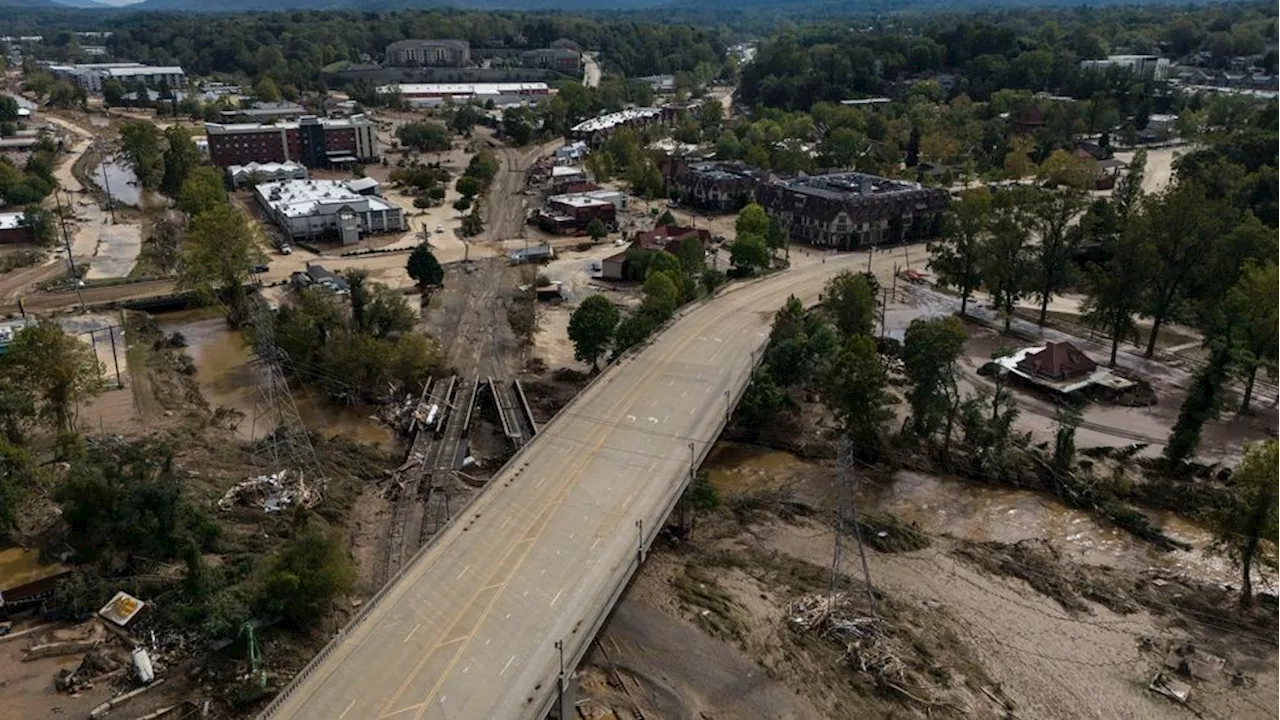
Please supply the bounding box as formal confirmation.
[379,393,420,434]
[218,470,320,513]
[787,593,906,681]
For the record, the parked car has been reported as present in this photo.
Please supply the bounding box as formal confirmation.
[280,245,293,255]
[435,225,444,234]
[251,264,269,274]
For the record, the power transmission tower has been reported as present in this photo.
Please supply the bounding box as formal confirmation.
[830,437,879,619]
[247,299,325,484]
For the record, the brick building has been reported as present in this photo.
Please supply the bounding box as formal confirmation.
[520,48,582,74]
[385,39,471,68]
[756,172,948,249]
[634,224,710,254]
[205,115,378,169]
[535,190,624,234]
[666,160,765,212]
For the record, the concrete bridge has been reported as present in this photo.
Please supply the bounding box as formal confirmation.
[259,254,863,720]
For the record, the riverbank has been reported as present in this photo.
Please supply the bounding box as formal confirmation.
[579,440,1279,720]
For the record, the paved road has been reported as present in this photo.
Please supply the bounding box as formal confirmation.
[262,254,866,720]
[582,53,601,88]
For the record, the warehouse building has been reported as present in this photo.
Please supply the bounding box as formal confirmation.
[205,115,378,169]
[755,172,948,249]
[378,82,550,107]
[255,178,405,245]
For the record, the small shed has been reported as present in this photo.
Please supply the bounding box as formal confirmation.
[600,249,628,281]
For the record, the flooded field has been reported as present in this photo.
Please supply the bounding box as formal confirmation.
[90,157,143,207]
[156,310,396,448]
[702,442,1263,589]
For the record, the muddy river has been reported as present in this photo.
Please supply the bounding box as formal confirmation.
[703,442,1266,590]
[156,311,396,448]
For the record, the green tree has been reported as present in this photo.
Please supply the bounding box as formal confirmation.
[979,194,1033,332]
[1163,342,1233,465]
[585,217,608,243]
[255,519,354,629]
[1209,440,1278,607]
[1029,188,1086,326]
[178,205,261,322]
[765,216,787,257]
[930,188,989,317]
[822,334,893,450]
[6,321,104,451]
[22,205,55,245]
[55,441,216,565]
[502,106,534,146]
[1221,262,1278,414]
[252,76,281,102]
[0,442,36,537]
[455,175,482,199]
[729,234,769,274]
[701,268,727,295]
[902,316,967,442]
[460,208,484,237]
[397,122,451,152]
[1081,225,1152,367]
[406,245,444,290]
[1037,149,1098,190]
[641,272,680,320]
[1142,184,1230,358]
[676,237,705,276]
[119,122,164,190]
[820,270,876,338]
[613,312,657,357]
[568,295,620,371]
[161,126,202,198]
[176,166,228,216]
[734,202,769,239]
[0,96,18,122]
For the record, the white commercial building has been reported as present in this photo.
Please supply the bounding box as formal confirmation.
[48,62,186,93]
[255,179,405,245]
[1079,55,1170,81]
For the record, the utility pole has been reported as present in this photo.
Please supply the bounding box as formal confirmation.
[53,189,86,311]
[97,140,116,224]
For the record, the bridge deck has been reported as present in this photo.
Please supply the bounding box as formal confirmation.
[262,256,862,720]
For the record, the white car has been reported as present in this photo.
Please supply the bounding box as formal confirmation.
[436,225,444,234]
[280,245,293,255]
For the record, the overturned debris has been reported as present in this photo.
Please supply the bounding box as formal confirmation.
[218,470,320,513]
[788,593,906,681]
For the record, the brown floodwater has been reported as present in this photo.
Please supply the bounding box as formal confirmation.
[702,442,1265,589]
[156,311,396,448]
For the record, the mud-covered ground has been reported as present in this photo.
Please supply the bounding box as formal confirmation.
[579,443,1278,720]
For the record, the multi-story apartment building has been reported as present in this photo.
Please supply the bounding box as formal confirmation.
[520,48,582,74]
[384,39,471,67]
[755,172,949,249]
[48,63,185,93]
[205,115,378,169]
